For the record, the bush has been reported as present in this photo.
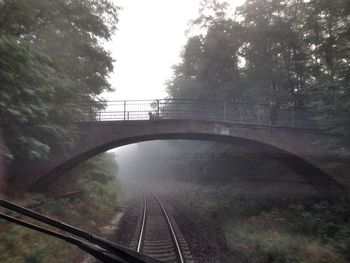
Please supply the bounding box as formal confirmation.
[286,201,350,243]
[25,243,53,263]
[0,225,24,249]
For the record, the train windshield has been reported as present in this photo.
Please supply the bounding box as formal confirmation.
[0,0,349,263]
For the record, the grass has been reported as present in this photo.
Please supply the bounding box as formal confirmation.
[0,224,66,263]
[224,219,346,263]
[25,242,54,263]
[223,200,350,263]
[0,153,123,262]
[162,181,350,263]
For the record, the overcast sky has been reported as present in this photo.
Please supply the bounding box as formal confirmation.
[104,0,245,101]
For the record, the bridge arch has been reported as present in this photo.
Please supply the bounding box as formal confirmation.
[27,120,342,192]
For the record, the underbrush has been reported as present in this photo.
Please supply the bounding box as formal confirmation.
[0,153,122,263]
[224,199,350,263]
[160,181,349,263]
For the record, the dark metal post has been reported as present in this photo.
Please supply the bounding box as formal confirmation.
[156,100,160,118]
[123,101,126,120]
[270,104,277,125]
[223,102,227,121]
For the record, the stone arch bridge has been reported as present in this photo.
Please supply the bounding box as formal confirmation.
[6,100,350,192]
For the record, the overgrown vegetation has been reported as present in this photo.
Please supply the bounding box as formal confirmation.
[167,0,350,149]
[161,1,350,259]
[0,0,348,262]
[0,2,122,259]
[0,0,119,162]
[224,199,350,263]
[161,181,350,263]
[0,153,122,262]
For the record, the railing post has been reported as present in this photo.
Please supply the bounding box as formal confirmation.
[223,102,227,121]
[123,101,126,120]
[156,99,160,118]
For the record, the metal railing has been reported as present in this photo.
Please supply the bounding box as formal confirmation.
[81,99,317,128]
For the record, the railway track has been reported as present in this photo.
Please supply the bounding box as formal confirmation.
[132,189,193,263]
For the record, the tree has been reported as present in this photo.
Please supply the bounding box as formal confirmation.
[167,1,243,101]
[303,0,350,146]
[236,0,308,106]
[0,0,119,162]
[167,0,350,148]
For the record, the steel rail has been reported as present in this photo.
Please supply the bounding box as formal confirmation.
[148,190,185,263]
[136,192,147,252]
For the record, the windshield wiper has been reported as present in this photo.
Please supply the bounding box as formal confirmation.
[0,212,126,262]
[0,197,160,263]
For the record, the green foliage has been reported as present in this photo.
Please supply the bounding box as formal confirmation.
[227,222,301,263]
[222,200,350,262]
[261,200,350,243]
[0,153,122,262]
[0,223,59,263]
[25,243,53,263]
[0,225,25,250]
[285,201,350,260]
[167,19,243,101]
[167,0,350,147]
[0,0,119,162]
[74,152,121,222]
[170,182,349,262]
[0,35,56,160]
[0,224,69,263]
[78,153,118,184]
[257,200,350,261]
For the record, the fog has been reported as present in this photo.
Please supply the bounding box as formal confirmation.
[112,140,182,183]
[110,139,319,201]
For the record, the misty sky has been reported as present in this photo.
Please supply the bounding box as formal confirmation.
[104,0,245,101]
